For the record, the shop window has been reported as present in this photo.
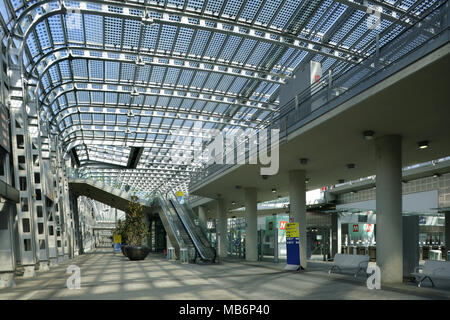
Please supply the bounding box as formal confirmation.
[24,239,32,251]
[18,155,25,170]
[0,212,8,230]
[48,225,54,236]
[19,176,27,191]
[33,155,39,167]
[15,114,23,129]
[22,218,30,232]
[35,189,41,200]
[34,172,40,184]
[16,135,24,149]
[38,222,44,234]
[57,229,61,237]
[21,197,28,212]
[57,240,61,248]
[36,205,43,218]
[39,240,46,249]
[0,149,5,176]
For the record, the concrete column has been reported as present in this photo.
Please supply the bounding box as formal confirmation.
[198,206,207,225]
[289,170,307,269]
[445,212,450,256]
[403,216,419,278]
[375,135,402,284]
[244,188,258,262]
[331,213,341,257]
[216,198,227,258]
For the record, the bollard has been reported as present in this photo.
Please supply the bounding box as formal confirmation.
[168,247,176,261]
[180,248,188,264]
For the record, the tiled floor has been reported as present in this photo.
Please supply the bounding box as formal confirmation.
[0,249,449,300]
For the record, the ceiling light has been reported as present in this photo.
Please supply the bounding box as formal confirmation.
[300,158,308,165]
[347,163,355,169]
[271,188,277,193]
[338,179,345,184]
[433,173,441,178]
[418,141,429,149]
[231,201,236,205]
[363,130,375,140]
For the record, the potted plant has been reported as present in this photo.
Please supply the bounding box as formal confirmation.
[123,195,150,260]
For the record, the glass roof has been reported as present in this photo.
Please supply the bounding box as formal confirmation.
[0,0,439,195]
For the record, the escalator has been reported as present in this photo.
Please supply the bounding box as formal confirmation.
[153,197,195,261]
[169,199,216,262]
[68,172,215,263]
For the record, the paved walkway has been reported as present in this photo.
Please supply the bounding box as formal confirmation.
[0,249,449,300]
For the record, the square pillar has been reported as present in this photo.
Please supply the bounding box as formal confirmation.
[289,170,307,269]
[375,135,403,284]
[403,216,419,278]
[244,188,257,262]
[216,198,227,258]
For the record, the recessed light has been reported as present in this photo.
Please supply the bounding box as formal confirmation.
[300,158,308,165]
[363,130,375,140]
[418,141,429,149]
[347,163,355,169]
[305,178,310,183]
[338,179,345,184]
[271,188,277,193]
[433,173,441,178]
[231,201,236,205]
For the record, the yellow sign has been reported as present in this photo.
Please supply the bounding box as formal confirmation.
[176,191,184,197]
[285,223,299,238]
[113,235,122,243]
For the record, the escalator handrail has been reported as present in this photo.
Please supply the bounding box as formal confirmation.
[170,199,214,261]
[155,196,189,249]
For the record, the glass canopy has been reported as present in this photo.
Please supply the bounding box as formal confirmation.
[0,0,439,195]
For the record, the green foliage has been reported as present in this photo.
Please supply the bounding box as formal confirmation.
[113,219,127,244]
[124,195,150,246]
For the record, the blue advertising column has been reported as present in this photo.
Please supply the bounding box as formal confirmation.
[285,222,300,271]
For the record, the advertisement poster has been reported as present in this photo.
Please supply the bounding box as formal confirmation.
[285,222,300,271]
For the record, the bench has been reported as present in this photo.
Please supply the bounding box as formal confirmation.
[412,260,450,287]
[328,254,370,278]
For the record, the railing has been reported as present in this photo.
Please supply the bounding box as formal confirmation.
[67,168,153,205]
[189,1,449,190]
[170,198,216,261]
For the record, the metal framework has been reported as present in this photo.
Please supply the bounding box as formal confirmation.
[0,0,439,196]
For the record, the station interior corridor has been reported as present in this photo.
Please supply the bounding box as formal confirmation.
[1,249,449,300]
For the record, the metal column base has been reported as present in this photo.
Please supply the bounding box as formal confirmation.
[49,258,58,267]
[0,273,16,288]
[38,261,50,272]
[22,266,37,278]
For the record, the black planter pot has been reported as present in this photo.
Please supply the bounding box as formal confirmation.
[121,245,128,257]
[125,245,150,261]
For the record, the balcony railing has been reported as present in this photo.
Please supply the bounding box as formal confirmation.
[189,0,450,191]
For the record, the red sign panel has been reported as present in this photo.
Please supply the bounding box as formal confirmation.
[279,221,288,230]
[353,224,359,232]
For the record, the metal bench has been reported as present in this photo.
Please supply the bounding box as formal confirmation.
[412,260,450,287]
[328,254,370,278]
